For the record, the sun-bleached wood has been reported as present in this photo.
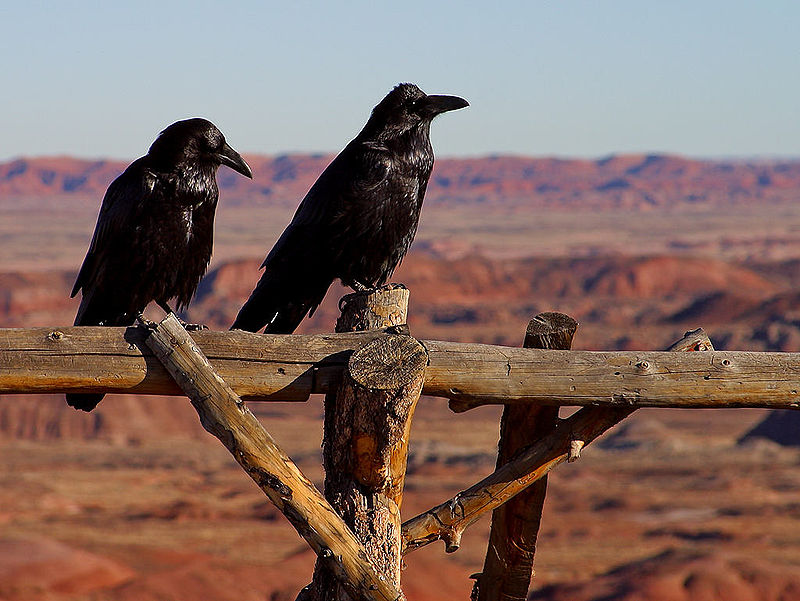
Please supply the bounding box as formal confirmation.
[2,326,797,408]
[474,312,577,601]
[141,313,402,601]
[308,289,421,601]
[401,328,714,555]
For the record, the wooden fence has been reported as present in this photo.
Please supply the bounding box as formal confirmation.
[1,287,795,600]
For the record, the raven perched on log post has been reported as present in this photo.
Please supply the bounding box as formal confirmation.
[231,83,468,333]
[67,118,252,412]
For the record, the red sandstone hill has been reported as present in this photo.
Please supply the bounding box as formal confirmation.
[2,154,800,210]
[0,252,791,344]
[2,251,799,442]
[530,549,800,601]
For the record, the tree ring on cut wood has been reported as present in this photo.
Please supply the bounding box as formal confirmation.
[348,335,428,391]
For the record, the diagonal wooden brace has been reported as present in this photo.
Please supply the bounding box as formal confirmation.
[401,328,714,555]
[140,313,402,601]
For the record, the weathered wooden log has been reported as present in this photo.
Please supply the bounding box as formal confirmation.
[473,312,577,601]
[308,288,420,601]
[1,326,796,408]
[0,326,386,400]
[142,313,402,601]
[336,286,410,332]
[401,328,715,555]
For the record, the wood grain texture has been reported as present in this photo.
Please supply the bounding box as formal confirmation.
[308,289,418,601]
[2,327,798,408]
[142,314,402,601]
[335,287,410,333]
[401,329,715,555]
[474,312,577,601]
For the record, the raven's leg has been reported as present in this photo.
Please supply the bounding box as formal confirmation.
[156,300,207,331]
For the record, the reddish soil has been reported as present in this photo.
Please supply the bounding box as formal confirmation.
[3,153,800,599]
[531,549,800,601]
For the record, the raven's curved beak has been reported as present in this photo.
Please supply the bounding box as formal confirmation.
[218,143,253,179]
[421,94,469,118]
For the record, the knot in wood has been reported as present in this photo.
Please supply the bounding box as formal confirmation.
[348,335,427,390]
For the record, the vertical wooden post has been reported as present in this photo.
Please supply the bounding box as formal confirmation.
[473,312,577,601]
[307,288,422,601]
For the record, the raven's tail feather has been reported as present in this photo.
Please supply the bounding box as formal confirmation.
[66,394,105,412]
[67,297,136,412]
[231,293,318,334]
[231,271,331,334]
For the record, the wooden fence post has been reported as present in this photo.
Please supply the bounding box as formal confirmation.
[401,328,715,556]
[473,312,577,601]
[140,313,403,601]
[306,287,422,601]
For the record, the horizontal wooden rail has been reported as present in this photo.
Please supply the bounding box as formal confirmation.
[2,326,800,409]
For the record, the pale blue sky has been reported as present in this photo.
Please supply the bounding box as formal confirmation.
[1,1,798,160]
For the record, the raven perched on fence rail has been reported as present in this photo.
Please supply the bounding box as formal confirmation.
[67,118,252,412]
[231,83,468,334]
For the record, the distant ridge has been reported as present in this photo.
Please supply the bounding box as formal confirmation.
[2,153,800,210]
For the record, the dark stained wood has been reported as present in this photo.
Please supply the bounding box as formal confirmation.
[142,314,402,601]
[474,312,578,601]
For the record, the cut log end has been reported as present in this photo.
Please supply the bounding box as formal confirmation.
[348,335,428,391]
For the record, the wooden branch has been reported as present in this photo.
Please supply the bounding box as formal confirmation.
[308,288,418,601]
[2,326,798,409]
[401,328,714,555]
[141,313,402,601]
[474,312,577,601]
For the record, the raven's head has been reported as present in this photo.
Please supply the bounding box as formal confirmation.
[365,83,469,138]
[148,118,252,178]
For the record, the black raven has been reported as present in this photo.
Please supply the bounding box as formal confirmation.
[67,118,252,411]
[231,83,467,333]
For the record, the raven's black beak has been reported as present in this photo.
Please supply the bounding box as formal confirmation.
[217,143,253,178]
[421,95,470,118]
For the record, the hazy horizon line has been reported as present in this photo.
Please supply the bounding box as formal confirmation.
[3,151,800,164]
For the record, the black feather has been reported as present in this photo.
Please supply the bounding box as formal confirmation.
[231,84,467,333]
[67,118,252,412]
